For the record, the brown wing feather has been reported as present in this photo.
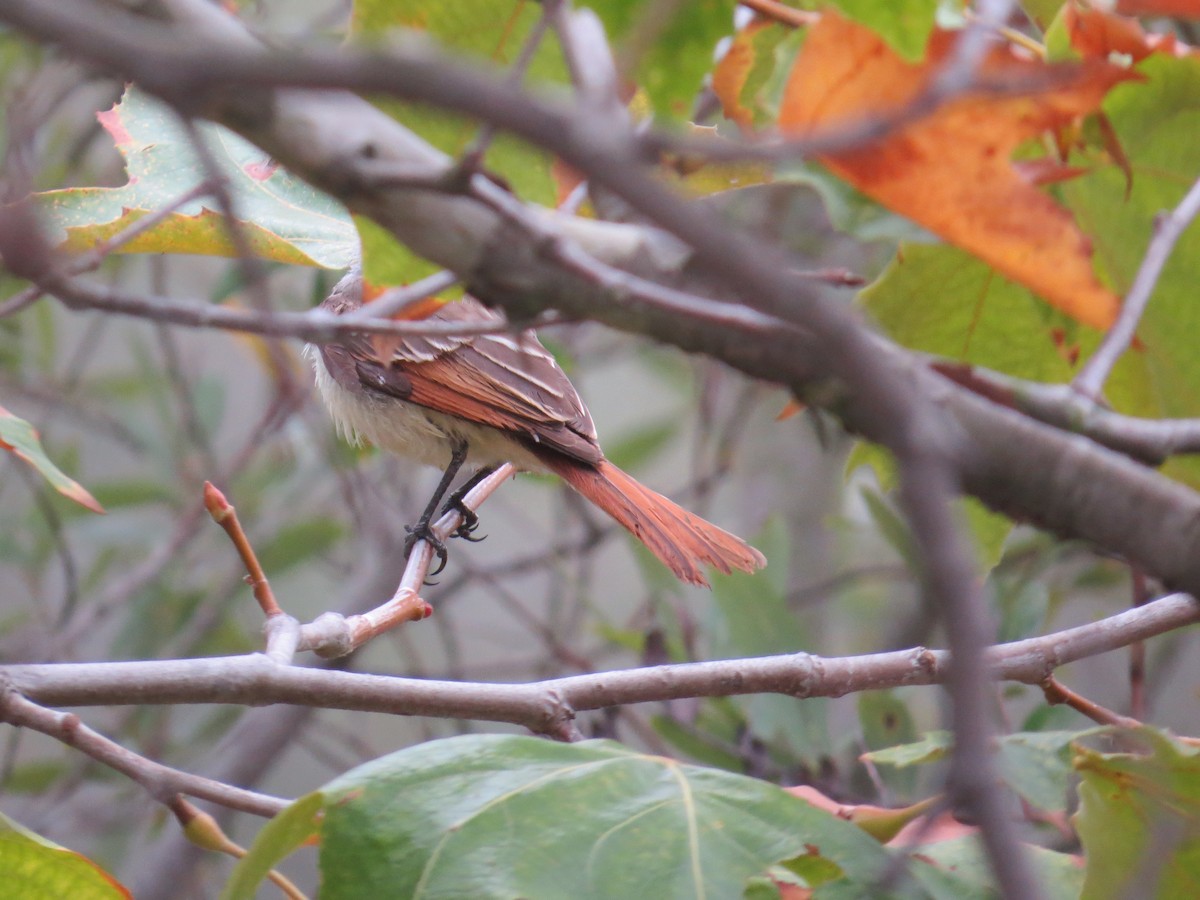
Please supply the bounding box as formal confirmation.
[344,298,602,465]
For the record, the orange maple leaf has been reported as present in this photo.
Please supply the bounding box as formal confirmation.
[779,12,1137,330]
[1116,0,1200,15]
[1067,3,1198,61]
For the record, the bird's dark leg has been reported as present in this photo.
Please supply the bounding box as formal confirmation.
[403,440,470,576]
[440,465,496,542]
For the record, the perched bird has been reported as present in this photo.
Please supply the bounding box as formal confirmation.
[307,271,765,586]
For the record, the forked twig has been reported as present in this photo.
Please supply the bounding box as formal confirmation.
[299,464,516,657]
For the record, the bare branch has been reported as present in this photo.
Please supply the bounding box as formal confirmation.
[0,690,287,817]
[6,591,1196,729]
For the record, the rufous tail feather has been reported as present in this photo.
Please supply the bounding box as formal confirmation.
[538,457,765,586]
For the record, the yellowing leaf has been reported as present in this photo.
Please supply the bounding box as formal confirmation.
[779,12,1133,330]
[36,87,356,269]
[0,810,130,899]
[0,406,103,513]
[713,19,777,131]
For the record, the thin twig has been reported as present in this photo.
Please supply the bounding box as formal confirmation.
[456,0,557,173]
[737,0,818,28]
[204,481,282,618]
[1041,675,1141,728]
[0,690,288,816]
[342,269,459,321]
[1074,174,1200,398]
[928,357,1200,465]
[0,179,212,318]
[298,464,516,658]
[170,797,307,900]
[33,271,571,342]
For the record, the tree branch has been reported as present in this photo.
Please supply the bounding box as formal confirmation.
[5,591,1195,730]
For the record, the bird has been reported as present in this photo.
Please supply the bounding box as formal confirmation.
[306,270,765,586]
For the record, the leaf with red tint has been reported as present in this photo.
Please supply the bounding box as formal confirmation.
[779,12,1135,330]
[1116,0,1200,15]
[95,106,133,147]
[0,406,103,513]
[1067,5,1197,61]
[243,159,279,181]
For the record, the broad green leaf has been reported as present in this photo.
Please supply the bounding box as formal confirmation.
[314,734,896,899]
[910,836,1083,899]
[860,243,1085,385]
[710,519,831,761]
[36,87,356,269]
[0,405,102,512]
[1061,54,1200,424]
[867,728,1079,814]
[351,0,565,205]
[586,0,738,119]
[221,793,323,900]
[1075,727,1200,899]
[823,0,940,62]
[997,730,1076,813]
[354,216,457,297]
[0,811,130,899]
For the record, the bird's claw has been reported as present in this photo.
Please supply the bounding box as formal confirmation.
[443,499,487,543]
[404,521,449,581]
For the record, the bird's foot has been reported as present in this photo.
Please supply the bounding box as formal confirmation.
[442,497,487,543]
[404,518,449,579]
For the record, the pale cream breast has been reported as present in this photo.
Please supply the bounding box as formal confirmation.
[305,344,548,473]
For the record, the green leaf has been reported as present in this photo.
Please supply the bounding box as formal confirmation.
[36,87,356,269]
[0,811,131,899]
[314,734,896,899]
[863,731,951,768]
[710,519,831,761]
[823,0,939,62]
[1059,53,1200,485]
[350,0,566,211]
[650,714,748,772]
[586,0,738,120]
[858,691,920,796]
[997,730,1076,813]
[859,485,919,572]
[222,793,323,900]
[1075,726,1200,899]
[909,836,1083,900]
[88,479,174,510]
[354,215,459,296]
[0,405,103,512]
[991,576,1050,644]
[860,243,1084,385]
